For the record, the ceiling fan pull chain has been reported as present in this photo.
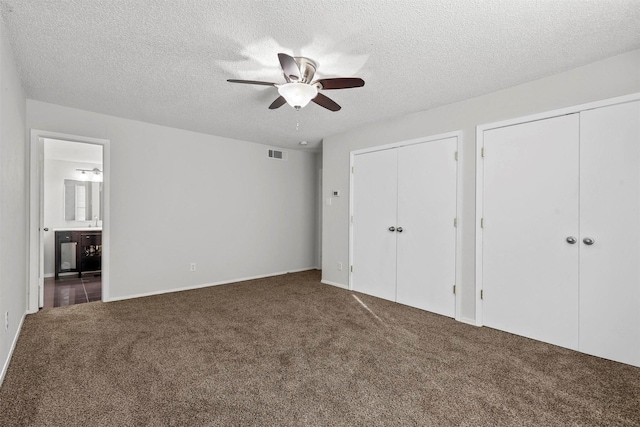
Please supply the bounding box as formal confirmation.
[296,108,300,131]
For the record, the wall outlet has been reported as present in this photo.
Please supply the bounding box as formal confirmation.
[4,312,8,330]
[337,262,343,271]
[190,262,196,272]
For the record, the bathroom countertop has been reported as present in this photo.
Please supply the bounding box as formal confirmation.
[53,227,102,231]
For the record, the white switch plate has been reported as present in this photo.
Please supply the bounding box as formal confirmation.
[337,262,343,271]
[190,262,196,272]
[325,198,332,206]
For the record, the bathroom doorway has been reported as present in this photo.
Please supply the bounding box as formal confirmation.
[28,131,110,313]
[43,139,103,308]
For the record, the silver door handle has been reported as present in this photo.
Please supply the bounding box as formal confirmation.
[396,227,403,233]
[566,236,576,244]
[388,226,395,232]
[583,237,595,245]
[43,227,49,232]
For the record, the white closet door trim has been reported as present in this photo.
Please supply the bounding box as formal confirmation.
[349,130,463,321]
[350,131,462,157]
[475,92,640,327]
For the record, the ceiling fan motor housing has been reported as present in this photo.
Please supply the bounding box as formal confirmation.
[291,57,317,83]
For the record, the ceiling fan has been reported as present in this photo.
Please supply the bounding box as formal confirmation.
[227,53,365,112]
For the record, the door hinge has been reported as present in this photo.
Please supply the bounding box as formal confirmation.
[481,147,485,157]
[350,265,353,273]
[480,289,484,299]
[351,215,354,223]
[453,218,458,227]
[454,151,458,161]
[351,166,355,173]
[453,285,456,294]
[481,218,484,228]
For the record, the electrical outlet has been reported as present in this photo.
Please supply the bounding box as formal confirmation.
[4,312,8,330]
[337,262,343,271]
[190,263,196,272]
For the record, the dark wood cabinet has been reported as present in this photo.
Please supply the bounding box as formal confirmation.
[55,230,102,279]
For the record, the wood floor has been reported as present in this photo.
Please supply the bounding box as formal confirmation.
[43,274,101,308]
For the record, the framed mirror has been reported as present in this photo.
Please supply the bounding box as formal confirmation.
[64,179,102,222]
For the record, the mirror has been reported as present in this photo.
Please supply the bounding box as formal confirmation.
[64,179,102,222]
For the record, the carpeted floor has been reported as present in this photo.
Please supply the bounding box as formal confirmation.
[1,270,639,426]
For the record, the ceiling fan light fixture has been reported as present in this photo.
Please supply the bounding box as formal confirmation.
[277,83,318,109]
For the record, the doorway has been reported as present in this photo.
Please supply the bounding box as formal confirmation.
[28,130,110,313]
[43,139,103,308]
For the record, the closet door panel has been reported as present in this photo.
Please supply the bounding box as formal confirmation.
[352,149,398,301]
[396,138,457,317]
[483,114,580,349]
[579,101,640,366]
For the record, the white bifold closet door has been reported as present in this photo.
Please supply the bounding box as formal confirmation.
[352,137,457,317]
[352,148,398,301]
[396,140,457,316]
[482,100,640,366]
[483,114,581,350]
[579,101,640,366]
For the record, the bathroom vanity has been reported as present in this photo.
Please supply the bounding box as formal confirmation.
[54,229,102,279]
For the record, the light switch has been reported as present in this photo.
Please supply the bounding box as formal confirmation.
[325,198,332,206]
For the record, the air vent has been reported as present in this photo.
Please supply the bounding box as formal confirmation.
[268,149,288,160]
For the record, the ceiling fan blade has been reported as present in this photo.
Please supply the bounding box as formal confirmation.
[227,79,276,86]
[312,93,341,111]
[314,77,365,90]
[278,53,301,82]
[269,96,287,109]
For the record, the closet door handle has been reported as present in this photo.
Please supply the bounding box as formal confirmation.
[583,237,595,245]
[396,227,403,233]
[566,236,576,244]
[388,226,396,232]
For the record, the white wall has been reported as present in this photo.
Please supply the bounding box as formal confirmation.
[27,100,318,301]
[0,18,27,384]
[322,49,640,324]
[43,158,103,276]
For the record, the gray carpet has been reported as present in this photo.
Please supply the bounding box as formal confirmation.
[1,270,638,426]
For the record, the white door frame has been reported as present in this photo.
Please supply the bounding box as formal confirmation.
[475,92,640,327]
[28,130,111,313]
[349,130,463,321]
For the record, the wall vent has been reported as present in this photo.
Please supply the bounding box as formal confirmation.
[268,149,288,160]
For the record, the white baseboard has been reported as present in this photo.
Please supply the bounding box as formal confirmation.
[458,316,480,326]
[104,267,318,303]
[0,312,26,387]
[321,279,349,290]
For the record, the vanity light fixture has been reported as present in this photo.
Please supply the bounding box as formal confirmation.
[76,167,103,182]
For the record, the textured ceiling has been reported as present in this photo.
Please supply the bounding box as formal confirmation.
[2,1,639,151]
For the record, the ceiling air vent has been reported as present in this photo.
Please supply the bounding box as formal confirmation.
[268,149,288,160]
